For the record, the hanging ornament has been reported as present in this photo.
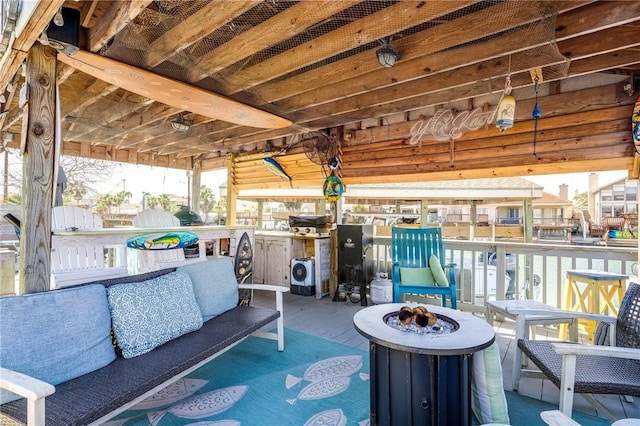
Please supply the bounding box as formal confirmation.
[323,175,344,203]
[496,75,516,132]
[531,75,541,158]
[263,157,293,187]
[632,94,640,155]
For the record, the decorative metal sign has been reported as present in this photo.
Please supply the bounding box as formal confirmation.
[408,105,498,144]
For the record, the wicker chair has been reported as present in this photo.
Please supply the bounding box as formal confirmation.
[516,282,640,422]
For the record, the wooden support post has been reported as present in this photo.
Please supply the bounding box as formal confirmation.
[420,199,428,228]
[470,200,477,240]
[524,198,534,244]
[257,200,264,230]
[19,43,57,293]
[226,153,237,226]
[191,161,201,213]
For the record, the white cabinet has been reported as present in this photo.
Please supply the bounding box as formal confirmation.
[253,232,304,287]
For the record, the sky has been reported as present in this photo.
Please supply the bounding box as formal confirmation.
[100,165,228,202]
[105,164,629,204]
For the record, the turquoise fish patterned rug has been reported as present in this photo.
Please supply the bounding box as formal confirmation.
[105,329,371,425]
[105,328,611,426]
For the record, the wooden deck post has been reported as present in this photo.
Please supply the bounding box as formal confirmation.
[226,153,237,225]
[19,43,57,293]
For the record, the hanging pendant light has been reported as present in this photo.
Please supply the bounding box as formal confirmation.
[496,74,515,132]
[376,39,400,68]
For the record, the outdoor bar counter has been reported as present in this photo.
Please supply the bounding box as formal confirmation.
[354,303,495,426]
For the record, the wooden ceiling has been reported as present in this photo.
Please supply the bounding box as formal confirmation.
[1,0,639,190]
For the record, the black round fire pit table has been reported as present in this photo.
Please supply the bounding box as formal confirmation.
[353,303,495,426]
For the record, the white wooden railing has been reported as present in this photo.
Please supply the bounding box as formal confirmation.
[369,237,637,313]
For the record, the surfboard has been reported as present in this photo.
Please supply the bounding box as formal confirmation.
[57,50,292,129]
[234,232,254,306]
[633,94,640,154]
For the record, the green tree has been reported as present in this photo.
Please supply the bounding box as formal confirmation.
[199,185,216,222]
[284,201,302,212]
[113,190,132,213]
[157,194,172,211]
[573,191,588,210]
[95,194,113,215]
[146,194,159,209]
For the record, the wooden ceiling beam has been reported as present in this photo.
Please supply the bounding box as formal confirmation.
[86,0,154,52]
[200,2,639,148]
[144,0,261,68]
[184,0,359,82]
[222,0,478,88]
[254,0,566,103]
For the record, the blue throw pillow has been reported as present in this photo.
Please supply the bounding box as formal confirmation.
[178,257,239,321]
[399,267,436,286]
[107,270,203,359]
[0,284,116,404]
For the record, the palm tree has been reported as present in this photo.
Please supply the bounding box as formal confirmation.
[157,194,172,211]
[95,194,113,215]
[146,195,159,210]
[199,185,216,223]
[113,190,132,213]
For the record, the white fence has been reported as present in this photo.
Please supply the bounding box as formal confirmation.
[369,237,637,313]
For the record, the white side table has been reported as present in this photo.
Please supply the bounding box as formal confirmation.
[485,299,579,390]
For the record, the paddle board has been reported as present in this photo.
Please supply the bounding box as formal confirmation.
[234,232,253,306]
[633,94,640,154]
[57,50,292,129]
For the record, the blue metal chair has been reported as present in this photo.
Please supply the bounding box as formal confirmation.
[391,227,457,309]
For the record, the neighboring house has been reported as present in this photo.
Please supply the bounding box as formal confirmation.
[591,176,638,223]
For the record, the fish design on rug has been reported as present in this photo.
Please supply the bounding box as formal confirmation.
[358,419,371,426]
[303,408,347,426]
[286,355,363,389]
[134,378,209,410]
[287,376,351,404]
[148,385,248,425]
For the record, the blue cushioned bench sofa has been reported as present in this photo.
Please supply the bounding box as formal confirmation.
[0,257,287,426]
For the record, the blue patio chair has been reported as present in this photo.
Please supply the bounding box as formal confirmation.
[391,227,457,309]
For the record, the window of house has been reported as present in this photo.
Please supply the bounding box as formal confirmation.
[600,190,613,201]
[626,181,637,201]
[508,208,520,218]
[612,185,624,201]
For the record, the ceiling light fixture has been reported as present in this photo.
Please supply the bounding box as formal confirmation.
[171,113,191,132]
[376,39,400,68]
[53,8,64,26]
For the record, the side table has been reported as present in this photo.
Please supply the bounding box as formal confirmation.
[485,299,578,391]
[561,270,628,340]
